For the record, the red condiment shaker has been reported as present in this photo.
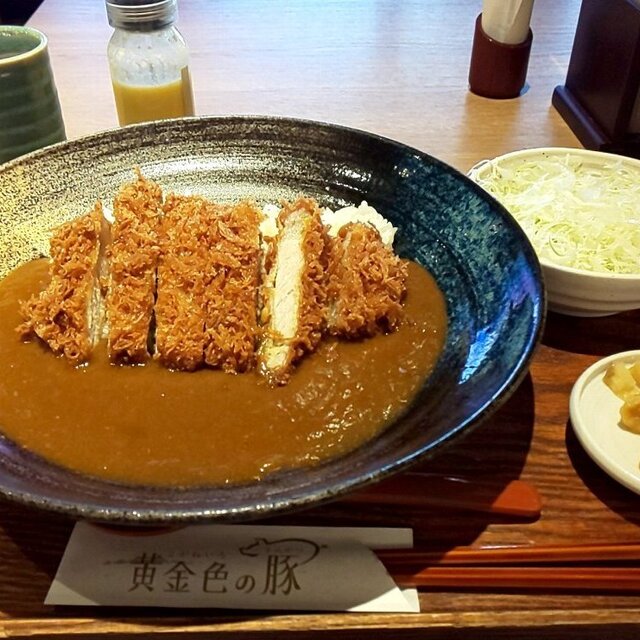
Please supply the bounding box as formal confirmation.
[468,13,533,100]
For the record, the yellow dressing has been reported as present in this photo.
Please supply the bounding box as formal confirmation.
[112,67,195,126]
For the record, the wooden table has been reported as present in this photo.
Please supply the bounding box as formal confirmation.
[4,0,640,637]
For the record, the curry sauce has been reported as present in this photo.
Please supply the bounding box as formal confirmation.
[0,259,446,487]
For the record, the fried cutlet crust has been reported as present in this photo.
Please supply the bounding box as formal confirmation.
[287,198,328,356]
[17,204,103,365]
[204,201,262,373]
[17,183,407,383]
[106,170,162,363]
[328,222,407,337]
[260,197,328,384]
[155,194,208,371]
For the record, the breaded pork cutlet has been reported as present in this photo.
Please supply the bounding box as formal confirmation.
[155,194,209,371]
[327,222,407,337]
[204,201,262,373]
[106,171,162,363]
[18,203,106,364]
[259,198,327,385]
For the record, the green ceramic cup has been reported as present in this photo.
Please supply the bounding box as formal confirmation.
[0,26,66,164]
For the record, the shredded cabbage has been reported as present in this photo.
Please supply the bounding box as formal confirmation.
[472,154,640,274]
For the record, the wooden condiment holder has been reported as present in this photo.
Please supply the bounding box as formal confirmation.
[552,0,640,158]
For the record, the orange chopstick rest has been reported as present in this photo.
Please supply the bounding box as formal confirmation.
[343,474,541,519]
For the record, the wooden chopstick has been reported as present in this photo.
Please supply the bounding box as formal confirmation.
[392,567,640,591]
[378,542,640,566]
[379,542,640,591]
[341,474,542,518]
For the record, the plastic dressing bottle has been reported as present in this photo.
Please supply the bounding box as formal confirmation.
[105,0,195,126]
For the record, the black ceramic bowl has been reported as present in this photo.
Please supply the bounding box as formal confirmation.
[0,116,544,523]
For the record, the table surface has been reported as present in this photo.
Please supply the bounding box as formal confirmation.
[4,0,640,638]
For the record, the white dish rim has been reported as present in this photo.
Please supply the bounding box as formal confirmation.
[570,349,640,494]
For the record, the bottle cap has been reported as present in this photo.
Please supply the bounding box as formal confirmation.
[105,0,177,30]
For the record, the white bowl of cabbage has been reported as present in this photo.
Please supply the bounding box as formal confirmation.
[469,147,640,317]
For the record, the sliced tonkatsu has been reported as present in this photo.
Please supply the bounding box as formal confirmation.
[259,198,328,385]
[203,200,262,373]
[18,202,106,365]
[18,174,408,385]
[105,170,162,363]
[154,194,209,371]
[327,222,407,338]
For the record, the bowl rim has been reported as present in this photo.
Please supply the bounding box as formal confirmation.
[468,146,640,282]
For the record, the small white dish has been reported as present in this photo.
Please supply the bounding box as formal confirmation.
[570,350,640,494]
